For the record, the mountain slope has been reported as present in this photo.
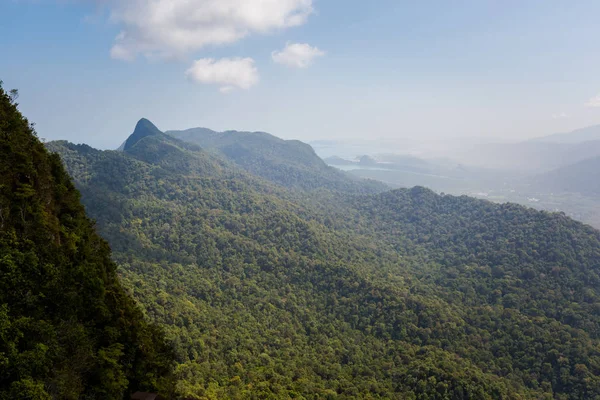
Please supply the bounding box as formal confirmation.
[531,124,600,144]
[457,124,600,172]
[532,156,600,196]
[167,126,387,194]
[454,139,600,172]
[48,121,600,399]
[0,85,173,399]
[49,137,530,399]
[124,118,166,151]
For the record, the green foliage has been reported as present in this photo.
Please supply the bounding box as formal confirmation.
[0,83,174,399]
[49,123,600,399]
[167,126,387,194]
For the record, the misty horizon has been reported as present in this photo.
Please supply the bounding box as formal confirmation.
[2,1,600,149]
[5,2,600,397]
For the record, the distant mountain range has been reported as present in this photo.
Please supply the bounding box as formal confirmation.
[524,125,600,196]
[44,117,600,398]
[454,138,600,173]
[532,156,600,196]
[530,124,600,144]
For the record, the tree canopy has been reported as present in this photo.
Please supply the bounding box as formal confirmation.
[47,121,600,399]
[0,83,174,399]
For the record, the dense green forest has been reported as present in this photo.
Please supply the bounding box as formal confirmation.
[0,85,174,399]
[45,118,600,399]
[167,126,387,194]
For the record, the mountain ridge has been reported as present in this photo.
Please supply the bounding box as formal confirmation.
[529,124,600,144]
[532,155,600,196]
[454,138,600,172]
[166,125,389,194]
[47,118,600,398]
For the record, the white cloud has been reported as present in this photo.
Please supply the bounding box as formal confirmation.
[272,42,325,68]
[585,94,600,108]
[185,57,259,92]
[103,0,314,60]
[552,112,569,119]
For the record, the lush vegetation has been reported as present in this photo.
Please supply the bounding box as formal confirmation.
[167,127,387,194]
[0,85,174,399]
[47,119,600,399]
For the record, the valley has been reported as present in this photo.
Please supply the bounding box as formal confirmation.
[317,129,600,230]
[43,117,600,399]
[4,2,600,399]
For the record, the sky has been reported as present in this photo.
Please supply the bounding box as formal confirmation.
[1,0,600,149]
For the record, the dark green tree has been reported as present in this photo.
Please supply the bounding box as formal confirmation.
[0,82,175,399]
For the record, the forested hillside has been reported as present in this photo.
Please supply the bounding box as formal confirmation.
[167,126,387,194]
[47,119,600,399]
[0,84,174,399]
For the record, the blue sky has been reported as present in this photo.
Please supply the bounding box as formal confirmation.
[2,0,600,149]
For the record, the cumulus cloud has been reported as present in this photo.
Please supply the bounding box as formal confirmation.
[185,57,259,92]
[552,112,570,119]
[104,0,314,60]
[585,94,600,108]
[272,42,325,68]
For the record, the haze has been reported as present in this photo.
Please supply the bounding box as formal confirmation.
[2,0,600,150]
[8,2,600,398]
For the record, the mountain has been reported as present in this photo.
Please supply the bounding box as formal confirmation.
[325,152,514,194]
[532,156,600,196]
[373,153,433,169]
[455,125,600,172]
[531,124,600,144]
[47,118,600,399]
[454,139,600,172]
[453,125,600,173]
[124,118,166,151]
[323,155,356,166]
[167,126,387,194]
[0,86,173,399]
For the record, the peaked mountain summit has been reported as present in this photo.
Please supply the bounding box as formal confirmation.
[123,118,165,151]
[47,117,600,399]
